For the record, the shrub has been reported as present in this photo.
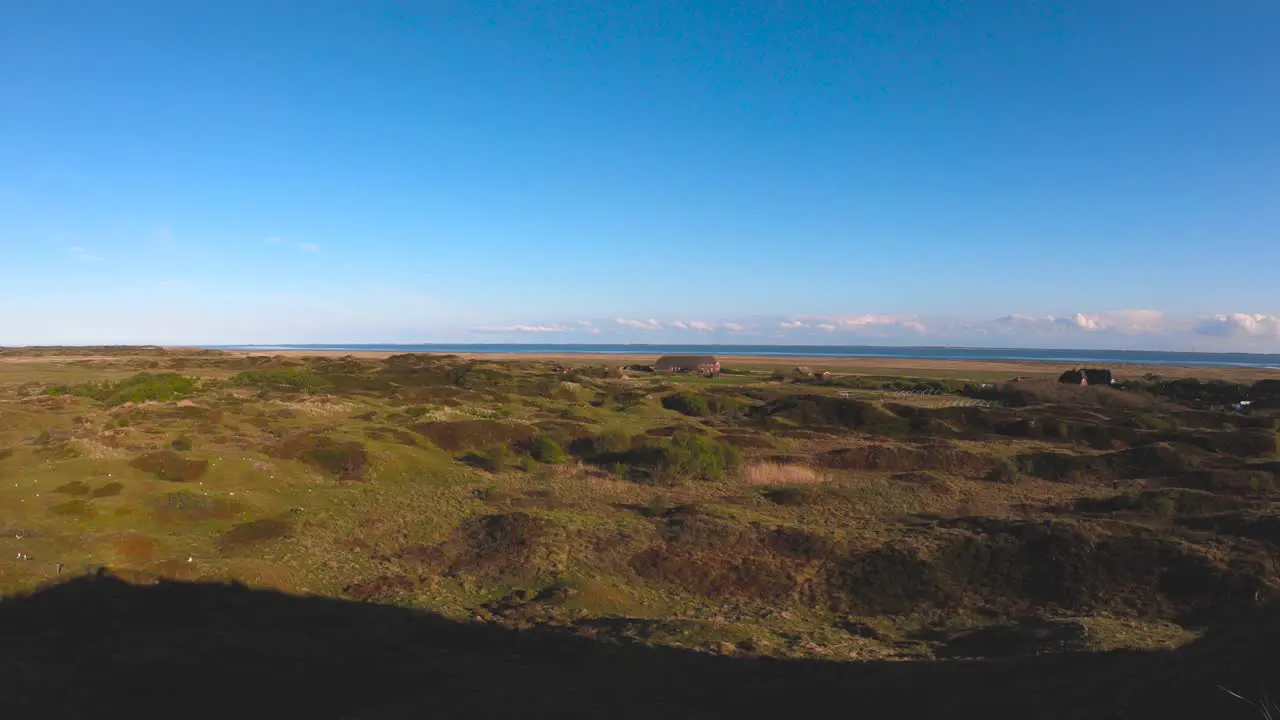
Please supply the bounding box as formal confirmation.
[464,445,516,473]
[571,428,632,458]
[663,393,711,417]
[662,393,744,418]
[653,432,741,483]
[527,434,568,464]
[232,369,328,392]
[306,439,369,480]
[594,428,632,455]
[105,373,198,406]
[171,436,193,451]
[987,458,1022,484]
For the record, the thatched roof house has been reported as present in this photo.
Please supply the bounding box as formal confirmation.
[1058,368,1113,386]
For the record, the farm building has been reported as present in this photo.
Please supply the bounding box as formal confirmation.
[654,355,720,374]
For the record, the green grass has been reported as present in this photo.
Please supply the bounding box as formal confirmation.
[3,347,1275,665]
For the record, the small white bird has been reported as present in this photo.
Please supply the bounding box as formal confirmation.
[187,556,193,563]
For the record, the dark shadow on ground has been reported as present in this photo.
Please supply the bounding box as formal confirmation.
[1,573,1277,719]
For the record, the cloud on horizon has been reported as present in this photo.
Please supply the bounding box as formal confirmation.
[1193,313,1280,338]
[452,309,1280,352]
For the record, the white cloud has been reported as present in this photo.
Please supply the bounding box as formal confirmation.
[298,242,320,252]
[474,324,569,334]
[720,321,747,332]
[263,236,285,244]
[615,317,663,331]
[799,314,927,334]
[995,309,1165,335]
[576,320,601,335]
[1194,313,1280,338]
[68,246,101,262]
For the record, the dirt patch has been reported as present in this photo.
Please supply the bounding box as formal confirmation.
[217,518,294,555]
[130,451,209,482]
[411,420,535,452]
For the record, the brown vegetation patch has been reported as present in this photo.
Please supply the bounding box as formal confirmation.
[410,420,535,452]
[718,432,776,449]
[343,574,415,600]
[92,481,125,498]
[1073,489,1259,517]
[151,490,243,524]
[50,499,96,518]
[741,462,826,486]
[129,451,209,482]
[625,510,1271,621]
[217,518,294,555]
[390,513,564,581]
[112,533,161,562]
[363,426,420,447]
[821,442,993,477]
[447,512,560,579]
[53,480,92,496]
[757,395,910,436]
[268,432,369,480]
[35,442,81,460]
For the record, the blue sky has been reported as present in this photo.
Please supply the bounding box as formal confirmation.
[2,1,1278,350]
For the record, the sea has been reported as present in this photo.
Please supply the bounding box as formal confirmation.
[209,344,1280,369]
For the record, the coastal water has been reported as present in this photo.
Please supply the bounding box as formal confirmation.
[211,344,1280,369]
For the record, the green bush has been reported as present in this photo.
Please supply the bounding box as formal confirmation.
[663,393,711,416]
[662,393,744,418]
[105,373,198,406]
[594,428,632,455]
[232,369,328,392]
[464,445,516,472]
[45,373,195,406]
[653,432,740,483]
[527,434,568,464]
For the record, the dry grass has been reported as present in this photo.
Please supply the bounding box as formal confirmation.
[740,462,828,486]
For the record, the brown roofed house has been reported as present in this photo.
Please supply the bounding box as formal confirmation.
[654,355,720,374]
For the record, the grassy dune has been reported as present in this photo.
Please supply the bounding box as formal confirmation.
[2,348,1278,664]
